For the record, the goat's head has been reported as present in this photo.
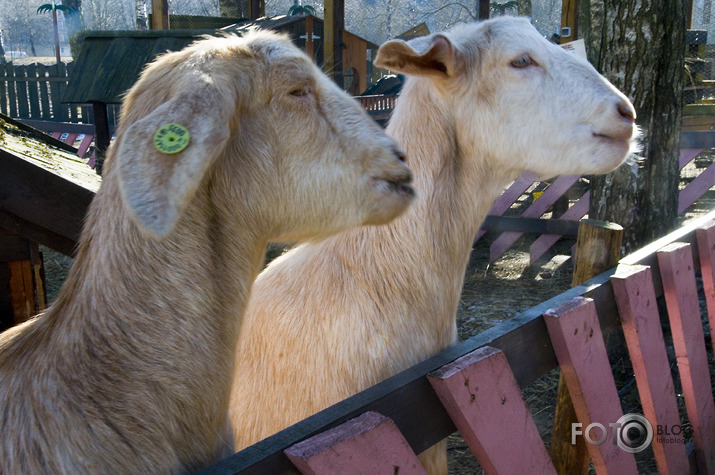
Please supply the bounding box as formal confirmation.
[110,30,414,241]
[375,16,638,179]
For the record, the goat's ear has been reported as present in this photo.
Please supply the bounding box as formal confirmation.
[115,87,234,239]
[375,34,460,78]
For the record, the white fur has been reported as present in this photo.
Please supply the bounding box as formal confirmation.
[0,30,413,474]
[229,17,637,474]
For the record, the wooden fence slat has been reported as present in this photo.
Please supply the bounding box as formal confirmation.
[611,264,690,475]
[36,63,51,119]
[25,64,41,119]
[77,134,94,158]
[695,220,715,357]
[0,65,7,116]
[489,175,581,262]
[6,64,19,118]
[15,65,30,118]
[428,346,556,475]
[474,172,538,242]
[284,411,427,475]
[679,161,715,213]
[657,242,715,474]
[543,297,638,474]
[680,148,703,169]
[529,191,589,265]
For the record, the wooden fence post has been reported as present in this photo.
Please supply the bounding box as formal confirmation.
[549,219,623,474]
[0,229,46,330]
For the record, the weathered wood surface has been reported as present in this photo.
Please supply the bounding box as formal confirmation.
[428,346,556,474]
[544,297,638,474]
[284,412,426,475]
[0,116,99,255]
[611,265,690,475]
[549,219,623,474]
[657,243,715,474]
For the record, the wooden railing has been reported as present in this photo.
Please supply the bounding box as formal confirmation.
[202,209,715,474]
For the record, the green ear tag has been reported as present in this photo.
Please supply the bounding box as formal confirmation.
[153,123,190,154]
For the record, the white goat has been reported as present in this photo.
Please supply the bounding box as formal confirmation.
[229,17,638,474]
[0,30,414,474]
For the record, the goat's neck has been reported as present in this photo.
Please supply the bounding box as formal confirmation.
[341,82,518,345]
[44,174,265,464]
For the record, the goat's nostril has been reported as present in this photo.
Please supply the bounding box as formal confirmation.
[395,150,407,163]
[617,101,636,123]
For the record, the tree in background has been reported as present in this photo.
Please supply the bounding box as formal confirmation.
[135,0,148,30]
[580,0,686,252]
[60,0,83,58]
[288,0,316,15]
[37,1,76,63]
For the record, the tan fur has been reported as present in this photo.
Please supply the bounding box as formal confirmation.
[0,30,414,474]
[229,17,638,474]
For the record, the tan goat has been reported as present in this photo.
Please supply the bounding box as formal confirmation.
[0,30,414,474]
[229,17,639,474]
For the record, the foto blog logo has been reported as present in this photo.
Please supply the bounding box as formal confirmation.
[571,414,654,454]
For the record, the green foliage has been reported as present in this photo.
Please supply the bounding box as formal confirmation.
[288,2,316,16]
[36,3,76,15]
[490,1,519,15]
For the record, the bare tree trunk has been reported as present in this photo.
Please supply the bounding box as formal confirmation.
[136,0,148,30]
[518,0,532,16]
[581,0,686,252]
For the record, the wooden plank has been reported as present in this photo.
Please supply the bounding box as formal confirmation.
[15,65,30,118]
[657,242,715,474]
[680,148,703,169]
[611,265,690,475]
[77,134,94,158]
[25,64,41,119]
[0,65,7,116]
[474,172,538,242]
[489,175,580,262]
[544,297,638,474]
[678,160,715,213]
[284,412,427,475]
[8,259,35,324]
[695,221,715,357]
[529,191,589,265]
[550,220,623,475]
[680,131,715,148]
[36,64,51,120]
[479,215,579,235]
[428,346,556,474]
[6,64,19,117]
[0,149,95,254]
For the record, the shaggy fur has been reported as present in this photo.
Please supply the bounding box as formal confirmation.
[0,30,414,474]
[229,17,638,474]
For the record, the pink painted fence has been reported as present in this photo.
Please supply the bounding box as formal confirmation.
[203,210,715,474]
[479,145,715,264]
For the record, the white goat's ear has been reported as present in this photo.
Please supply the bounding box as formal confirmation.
[375,34,460,78]
[115,88,233,239]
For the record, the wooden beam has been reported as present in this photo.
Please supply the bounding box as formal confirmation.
[0,149,94,256]
[550,219,623,474]
[560,0,579,43]
[479,0,489,19]
[92,101,111,175]
[248,0,263,20]
[324,0,344,88]
[151,0,170,30]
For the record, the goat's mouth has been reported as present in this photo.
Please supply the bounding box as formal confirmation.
[592,131,633,151]
[374,176,415,198]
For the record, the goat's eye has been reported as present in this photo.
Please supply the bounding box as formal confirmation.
[510,54,534,68]
[290,85,311,97]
